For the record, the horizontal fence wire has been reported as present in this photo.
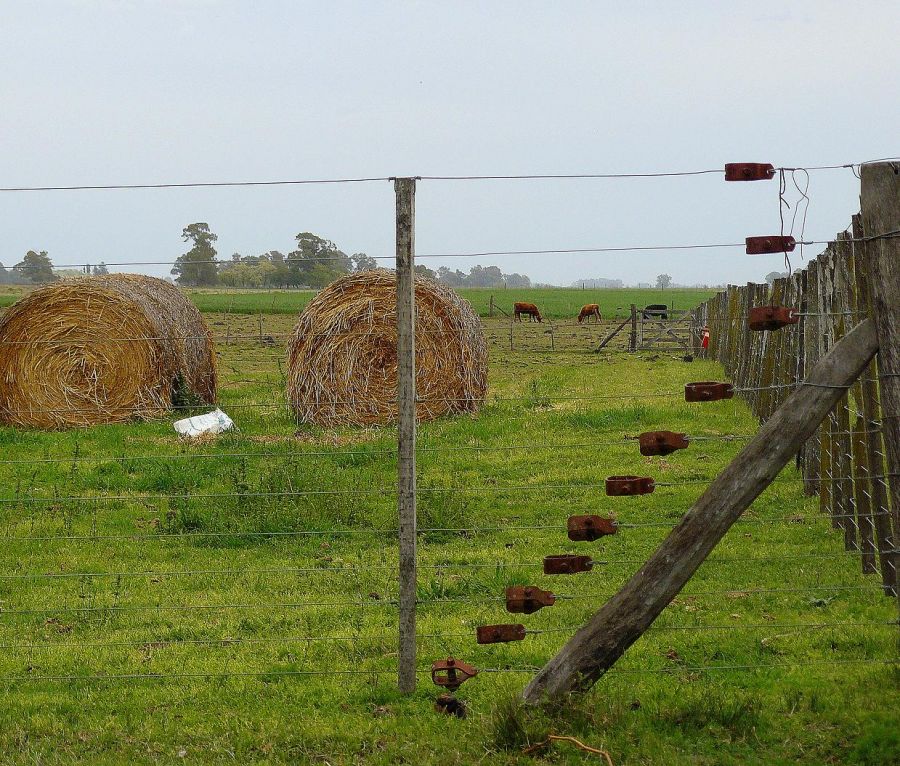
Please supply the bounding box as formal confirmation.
[2,658,894,685]
[3,548,898,584]
[1,472,897,504]
[1,620,894,652]
[2,509,896,543]
[3,233,898,272]
[3,157,897,194]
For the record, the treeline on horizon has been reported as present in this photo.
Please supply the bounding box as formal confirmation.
[2,223,728,290]
[1,223,532,290]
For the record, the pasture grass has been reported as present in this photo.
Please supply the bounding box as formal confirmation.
[0,309,896,764]
[0,284,716,321]
[183,286,718,319]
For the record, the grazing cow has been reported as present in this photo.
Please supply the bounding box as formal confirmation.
[514,302,543,322]
[577,303,602,324]
[642,303,668,320]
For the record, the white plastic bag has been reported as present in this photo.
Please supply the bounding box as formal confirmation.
[173,408,234,438]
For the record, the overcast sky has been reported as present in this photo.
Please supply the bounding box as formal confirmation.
[1,1,898,286]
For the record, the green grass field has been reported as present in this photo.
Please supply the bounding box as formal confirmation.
[0,284,717,320]
[0,290,897,765]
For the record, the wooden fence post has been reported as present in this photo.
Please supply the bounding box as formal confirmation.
[225,295,233,346]
[394,176,417,693]
[521,319,880,703]
[860,161,900,600]
[853,213,896,592]
[629,304,637,352]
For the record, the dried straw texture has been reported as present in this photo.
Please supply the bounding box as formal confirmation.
[0,275,217,429]
[287,269,487,427]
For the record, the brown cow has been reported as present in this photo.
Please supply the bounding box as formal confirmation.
[514,302,542,322]
[577,303,602,324]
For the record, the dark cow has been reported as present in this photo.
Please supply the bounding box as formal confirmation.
[642,304,668,320]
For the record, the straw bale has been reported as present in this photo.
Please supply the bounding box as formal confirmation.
[287,269,487,426]
[0,274,217,428]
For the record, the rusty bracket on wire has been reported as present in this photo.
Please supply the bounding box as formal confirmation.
[605,475,655,496]
[544,554,594,575]
[506,585,556,614]
[431,657,478,690]
[638,430,689,456]
[748,306,800,331]
[746,235,796,254]
[685,381,734,402]
[476,623,527,644]
[567,515,618,541]
[725,163,776,181]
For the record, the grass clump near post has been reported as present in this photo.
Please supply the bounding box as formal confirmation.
[0,274,217,428]
[287,269,487,427]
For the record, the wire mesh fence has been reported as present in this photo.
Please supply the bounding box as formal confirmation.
[0,162,896,715]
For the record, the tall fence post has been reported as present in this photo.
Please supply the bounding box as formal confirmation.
[860,161,900,600]
[394,176,417,692]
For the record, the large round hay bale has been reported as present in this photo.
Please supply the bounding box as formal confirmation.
[0,274,217,428]
[287,269,487,426]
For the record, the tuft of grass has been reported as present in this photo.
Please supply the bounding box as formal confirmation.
[849,718,900,765]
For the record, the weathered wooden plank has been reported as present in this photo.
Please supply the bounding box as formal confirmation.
[860,162,900,598]
[522,319,880,703]
[803,259,821,495]
[832,235,858,551]
[852,414,878,573]
[843,224,877,572]
[852,212,896,590]
[594,315,632,352]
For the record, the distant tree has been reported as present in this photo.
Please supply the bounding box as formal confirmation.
[0,263,8,284]
[436,267,466,286]
[288,232,351,286]
[466,265,504,287]
[765,270,788,285]
[351,253,378,272]
[93,262,109,276]
[414,264,436,279]
[172,223,219,286]
[15,250,57,284]
[504,272,531,288]
[435,265,529,288]
[268,251,290,286]
[655,273,673,289]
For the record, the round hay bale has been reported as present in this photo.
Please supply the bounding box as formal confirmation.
[0,274,217,429]
[287,269,487,427]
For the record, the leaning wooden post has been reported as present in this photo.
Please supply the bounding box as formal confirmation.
[394,176,417,693]
[522,319,879,703]
[860,161,900,600]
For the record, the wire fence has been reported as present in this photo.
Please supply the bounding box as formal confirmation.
[690,215,900,596]
[0,160,897,707]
